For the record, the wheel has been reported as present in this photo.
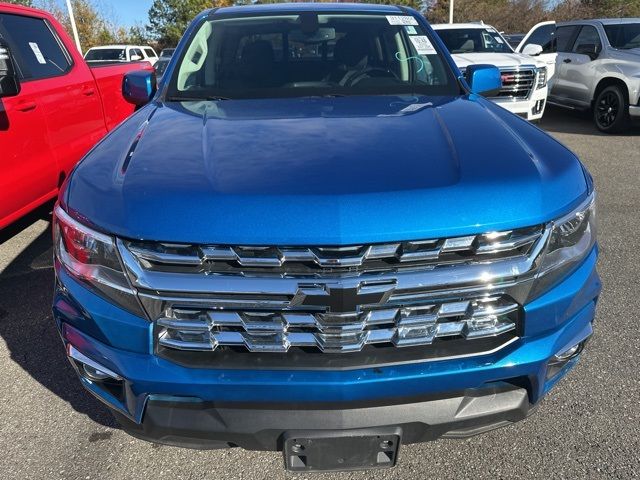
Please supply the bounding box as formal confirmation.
[593,85,630,133]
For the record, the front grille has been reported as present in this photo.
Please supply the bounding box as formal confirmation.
[125,226,543,275]
[494,68,536,99]
[117,225,548,366]
[157,295,519,353]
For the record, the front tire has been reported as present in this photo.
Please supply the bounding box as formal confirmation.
[594,85,630,133]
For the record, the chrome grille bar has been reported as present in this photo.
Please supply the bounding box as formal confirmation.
[493,68,536,100]
[124,226,544,276]
[156,297,519,354]
[117,226,549,357]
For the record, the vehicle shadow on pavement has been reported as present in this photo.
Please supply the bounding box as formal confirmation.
[540,105,640,136]
[0,221,117,429]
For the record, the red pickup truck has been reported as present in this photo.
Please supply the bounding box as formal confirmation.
[0,2,154,229]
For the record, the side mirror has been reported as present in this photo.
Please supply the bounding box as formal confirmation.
[576,43,600,61]
[122,70,157,106]
[522,43,543,56]
[465,64,502,97]
[0,41,20,99]
[130,54,142,61]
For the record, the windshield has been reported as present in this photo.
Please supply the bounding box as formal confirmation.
[155,59,170,76]
[85,48,126,61]
[604,23,640,49]
[167,12,457,100]
[436,27,513,54]
[160,48,175,58]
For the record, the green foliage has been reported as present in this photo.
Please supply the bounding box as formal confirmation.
[4,0,34,6]
[147,0,234,49]
[426,0,548,32]
[425,0,640,34]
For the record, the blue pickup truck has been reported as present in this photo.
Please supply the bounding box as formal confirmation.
[52,3,600,472]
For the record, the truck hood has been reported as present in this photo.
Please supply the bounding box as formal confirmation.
[451,52,543,69]
[65,95,587,245]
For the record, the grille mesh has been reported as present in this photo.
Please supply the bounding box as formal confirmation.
[494,68,536,99]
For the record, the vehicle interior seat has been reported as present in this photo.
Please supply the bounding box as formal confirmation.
[453,39,475,53]
[237,40,283,88]
[326,34,370,85]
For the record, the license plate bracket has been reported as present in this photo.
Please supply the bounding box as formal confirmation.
[283,433,400,472]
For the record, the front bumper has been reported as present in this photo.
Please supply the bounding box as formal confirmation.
[113,382,532,450]
[492,86,548,121]
[53,247,600,450]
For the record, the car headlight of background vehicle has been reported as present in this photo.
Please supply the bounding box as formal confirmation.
[530,192,597,299]
[53,205,146,317]
[536,66,547,89]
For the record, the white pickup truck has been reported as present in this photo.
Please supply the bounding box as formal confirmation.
[516,19,640,133]
[433,22,549,121]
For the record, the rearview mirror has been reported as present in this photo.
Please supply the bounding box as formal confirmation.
[465,64,502,97]
[122,70,156,106]
[0,40,20,99]
[576,43,600,60]
[289,28,336,44]
[522,43,543,56]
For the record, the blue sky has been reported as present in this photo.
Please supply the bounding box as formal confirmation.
[51,0,154,27]
[102,0,154,27]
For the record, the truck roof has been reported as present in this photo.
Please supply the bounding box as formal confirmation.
[559,18,640,26]
[432,23,494,30]
[86,45,150,50]
[214,2,405,15]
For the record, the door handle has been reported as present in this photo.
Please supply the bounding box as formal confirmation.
[563,58,572,64]
[16,101,37,112]
[82,88,96,96]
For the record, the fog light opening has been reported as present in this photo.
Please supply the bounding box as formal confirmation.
[82,363,113,382]
[546,339,588,380]
[67,344,122,381]
[67,344,126,402]
[532,100,545,116]
[554,343,582,362]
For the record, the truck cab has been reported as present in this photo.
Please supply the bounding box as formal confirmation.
[517,19,640,132]
[0,3,154,229]
[433,22,549,120]
[84,45,159,66]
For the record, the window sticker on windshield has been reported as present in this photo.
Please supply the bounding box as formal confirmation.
[405,26,418,35]
[28,42,46,64]
[409,35,436,55]
[386,15,418,26]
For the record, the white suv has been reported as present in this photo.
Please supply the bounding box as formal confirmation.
[84,45,158,66]
[433,23,549,121]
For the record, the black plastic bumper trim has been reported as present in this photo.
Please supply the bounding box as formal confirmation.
[113,383,531,451]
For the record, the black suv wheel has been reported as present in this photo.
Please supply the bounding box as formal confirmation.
[594,85,630,133]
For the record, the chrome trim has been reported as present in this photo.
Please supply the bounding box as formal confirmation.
[156,296,519,354]
[120,226,544,277]
[116,225,551,357]
[67,345,122,380]
[493,66,537,101]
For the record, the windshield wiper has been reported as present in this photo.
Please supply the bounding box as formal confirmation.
[166,95,231,102]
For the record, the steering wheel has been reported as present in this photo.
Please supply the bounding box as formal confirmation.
[345,68,399,87]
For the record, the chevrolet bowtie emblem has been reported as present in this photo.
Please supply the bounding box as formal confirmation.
[292,281,397,313]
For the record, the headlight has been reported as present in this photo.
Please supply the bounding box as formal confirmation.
[529,192,597,299]
[53,205,146,316]
[536,66,547,89]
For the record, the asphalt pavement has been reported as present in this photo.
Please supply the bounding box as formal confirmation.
[0,107,639,480]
